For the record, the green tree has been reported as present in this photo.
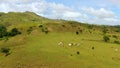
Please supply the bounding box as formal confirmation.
[9,28,21,36]
[27,27,33,34]
[102,26,108,34]
[0,25,7,38]
[103,35,110,42]
[87,25,93,29]
[1,47,11,56]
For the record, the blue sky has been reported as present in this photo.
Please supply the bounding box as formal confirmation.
[0,0,120,25]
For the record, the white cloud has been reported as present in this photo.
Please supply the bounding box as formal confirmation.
[81,7,120,25]
[84,17,120,25]
[82,7,116,19]
[108,0,120,7]
[49,2,73,12]
[0,0,41,3]
[0,0,48,14]
[45,2,88,20]
[63,11,82,18]
[0,0,85,21]
[0,0,120,25]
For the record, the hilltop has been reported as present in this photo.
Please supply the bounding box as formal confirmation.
[0,11,119,32]
[0,12,120,68]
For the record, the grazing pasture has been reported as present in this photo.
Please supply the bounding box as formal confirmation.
[0,32,120,68]
[0,12,120,68]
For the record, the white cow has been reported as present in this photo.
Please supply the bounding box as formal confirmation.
[115,48,118,52]
[68,43,73,46]
[58,42,64,46]
[77,43,80,46]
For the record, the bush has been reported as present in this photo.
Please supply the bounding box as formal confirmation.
[115,30,120,32]
[0,25,21,38]
[1,47,11,56]
[27,27,33,34]
[102,26,108,34]
[76,31,79,35]
[79,29,83,33]
[0,25,7,38]
[44,29,49,34]
[9,28,21,36]
[112,35,118,39]
[89,30,92,33]
[77,51,80,55]
[62,24,65,27]
[87,25,93,29]
[92,47,95,50]
[39,25,43,28]
[103,35,110,42]
[41,27,49,34]
[114,40,120,44]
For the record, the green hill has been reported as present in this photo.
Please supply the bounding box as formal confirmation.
[0,12,120,68]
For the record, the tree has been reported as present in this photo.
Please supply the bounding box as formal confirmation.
[9,28,21,36]
[27,27,33,34]
[41,27,49,34]
[102,26,108,34]
[77,51,80,55]
[114,40,120,44]
[39,25,43,28]
[44,28,49,34]
[76,31,79,35]
[103,35,110,42]
[112,35,118,39]
[0,25,7,38]
[1,47,11,56]
[87,25,93,29]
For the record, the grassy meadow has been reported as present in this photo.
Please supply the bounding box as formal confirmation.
[0,12,120,68]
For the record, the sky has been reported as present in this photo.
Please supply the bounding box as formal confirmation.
[0,0,120,25]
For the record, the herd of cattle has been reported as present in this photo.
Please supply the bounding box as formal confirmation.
[57,42,119,52]
[58,41,80,47]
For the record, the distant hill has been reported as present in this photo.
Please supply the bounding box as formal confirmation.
[0,11,47,26]
[0,11,120,33]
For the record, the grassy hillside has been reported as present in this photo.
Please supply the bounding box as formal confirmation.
[0,12,120,68]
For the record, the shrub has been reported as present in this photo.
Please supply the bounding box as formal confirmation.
[0,25,7,38]
[92,47,95,50]
[44,28,49,34]
[9,28,21,36]
[32,19,36,22]
[0,25,21,38]
[76,31,79,35]
[89,30,92,33]
[112,35,118,39]
[103,35,110,42]
[115,30,119,32]
[114,40,120,44]
[44,31,49,34]
[39,25,43,28]
[41,28,44,32]
[87,25,93,29]
[107,35,111,37]
[41,27,49,34]
[1,47,11,56]
[77,51,80,55]
[79,29,83,33]
[62,24,65,27]
[27,27,33,34]
[0,14,2,16]
[70,54,73,56]
[102,26,108,34]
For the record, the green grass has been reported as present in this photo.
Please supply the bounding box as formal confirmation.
[0,12,120,68]
[0,32,120,68]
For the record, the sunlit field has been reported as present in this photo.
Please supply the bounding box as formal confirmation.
[0,12,120,68]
